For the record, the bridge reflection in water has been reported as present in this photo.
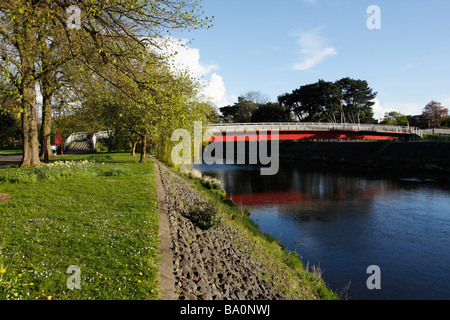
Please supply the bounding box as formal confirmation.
[197,163,450,299]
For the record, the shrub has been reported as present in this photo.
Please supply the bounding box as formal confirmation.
[0,160,97,183]
[88,154,112,163]
[99,167,127,177]
[189,201,221,230]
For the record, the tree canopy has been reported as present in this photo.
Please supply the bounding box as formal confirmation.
[251,102,293,123]
[278,78,377,124]
[419,101,449,129]
[0,0,213,167]
[381,111,409,126]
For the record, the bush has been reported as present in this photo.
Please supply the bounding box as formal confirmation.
[99,167,127,176]
[200,176,222,190]
[189,201,221,230]
[0,160,97,183]
[88,154,113,163]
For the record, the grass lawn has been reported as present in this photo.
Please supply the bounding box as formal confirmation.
[0,148,22,157]
[0,153,160,300]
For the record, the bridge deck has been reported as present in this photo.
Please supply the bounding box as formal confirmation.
[207,122,423,142]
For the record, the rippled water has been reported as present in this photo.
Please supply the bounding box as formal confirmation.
[196,163,450,300]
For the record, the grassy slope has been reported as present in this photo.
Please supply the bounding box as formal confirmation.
[0,153,159,300]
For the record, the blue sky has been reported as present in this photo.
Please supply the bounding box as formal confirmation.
[171,0,450,120]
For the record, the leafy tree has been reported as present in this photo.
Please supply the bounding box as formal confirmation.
[0,0,213,167]
[251,102,293,123]
[420,101,448,128]
[219,105,238,123]
[336,77,376,124]
[441,117,450,128]
[278,78,377,124]
[220,97,258,123]
[78,46,211,164]
[380,111,409,126]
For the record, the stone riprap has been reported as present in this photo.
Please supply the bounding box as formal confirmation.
[155,161,282,300]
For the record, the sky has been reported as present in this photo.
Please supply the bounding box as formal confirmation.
[169,0,450,120]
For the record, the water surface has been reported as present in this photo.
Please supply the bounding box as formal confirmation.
[197,163,450,300]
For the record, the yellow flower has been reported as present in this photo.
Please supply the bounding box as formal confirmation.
[18,274,22,277]
[139,272,143,276]
[47,296,52,300]
[137,280,141,283]
[1,268,6,273]
[29,282,34,286]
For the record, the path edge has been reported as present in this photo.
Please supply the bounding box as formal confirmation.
[153,158,178,300]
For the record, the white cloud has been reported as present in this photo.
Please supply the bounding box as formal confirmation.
[292,27,337,71]
[201,73,229,107]
[372,98,423,121]
[372,98,393,121]
[156,37,228,108]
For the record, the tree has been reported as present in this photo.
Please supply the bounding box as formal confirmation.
[420,101,448,129]
[241,91,270,105]
[78,45,211,164]
[335,77,376,124]
[0,0,213,167]
[278,80,341,122]
[251,102,293,123]
[441,117,450,128]
[381,111,409,126]
[278,78,377,124]
[220,97,258,123]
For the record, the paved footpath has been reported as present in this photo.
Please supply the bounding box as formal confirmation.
[0,154,22,168]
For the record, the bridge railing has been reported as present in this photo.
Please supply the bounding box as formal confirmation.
[423,129,450,135]
[208,122,423,137]
[64,132,89,150]
[91,131,111,150]
[64,131,112,150]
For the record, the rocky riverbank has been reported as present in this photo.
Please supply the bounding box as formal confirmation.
[154,160,283,300]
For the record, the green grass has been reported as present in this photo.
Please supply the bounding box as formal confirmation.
[0,153,160,300]
[0,148,22,156]
[423,134,450,142]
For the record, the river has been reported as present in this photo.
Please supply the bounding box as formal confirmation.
[196,162,450,300]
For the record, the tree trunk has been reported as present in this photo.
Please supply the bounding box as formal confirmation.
[16,19,40,167]
[131,139,137,156]
[139,134,147,163]
[40,76,53,161]
[21,80,40,167]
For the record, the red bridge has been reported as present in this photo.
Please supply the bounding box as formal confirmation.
[206,123,423,142]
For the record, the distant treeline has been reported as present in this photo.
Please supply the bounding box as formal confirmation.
[219,78,450,129]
